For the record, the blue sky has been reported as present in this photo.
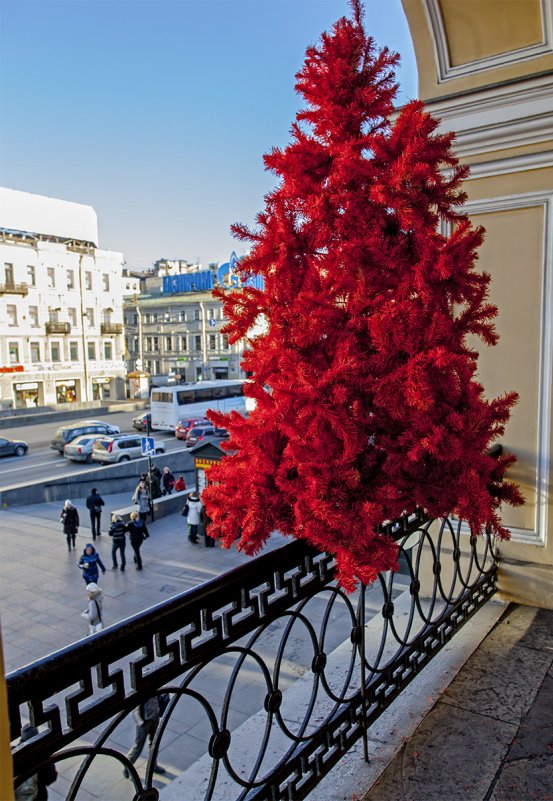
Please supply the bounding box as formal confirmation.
[0,0,417,268]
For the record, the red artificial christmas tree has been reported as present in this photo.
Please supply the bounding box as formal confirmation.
[203,0,523,590]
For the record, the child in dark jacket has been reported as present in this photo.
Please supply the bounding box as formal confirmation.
[109,514,127,571]
[78,543,106,583]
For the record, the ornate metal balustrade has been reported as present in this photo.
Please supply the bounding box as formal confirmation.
[8,511,497,801]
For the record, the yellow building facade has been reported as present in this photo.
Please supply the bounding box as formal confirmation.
[402,0,553,607]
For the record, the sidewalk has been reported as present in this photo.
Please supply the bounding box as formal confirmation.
[0,492,286,673]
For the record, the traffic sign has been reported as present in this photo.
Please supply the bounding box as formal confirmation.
[141,436,155,456]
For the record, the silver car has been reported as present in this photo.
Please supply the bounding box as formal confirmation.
[64,435,102,463]
[91,434,166,464]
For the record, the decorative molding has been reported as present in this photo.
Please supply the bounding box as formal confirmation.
[466,151,553,180]
[424,0,553,83]
[464,191,553,547]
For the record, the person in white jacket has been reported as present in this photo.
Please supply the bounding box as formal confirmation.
[183,491,204,544]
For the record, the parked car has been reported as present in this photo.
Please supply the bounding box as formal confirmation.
[63,435,102,463]
[185,425,228,447]
[91,434,166,464]
[51,420,121,454]
[175,417,210,440]
[0,437,28,457]
[132,412,153,431]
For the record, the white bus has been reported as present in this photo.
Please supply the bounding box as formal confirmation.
[150,380,246,431]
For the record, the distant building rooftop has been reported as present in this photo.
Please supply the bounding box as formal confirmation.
[0,187,98,246]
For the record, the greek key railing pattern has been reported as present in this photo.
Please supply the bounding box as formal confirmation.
[8,511,497,801]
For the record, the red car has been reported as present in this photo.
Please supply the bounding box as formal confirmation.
[175,417,210,440]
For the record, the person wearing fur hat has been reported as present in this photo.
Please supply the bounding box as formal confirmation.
[78,543,106,584]
[60,499,79,551]
[81,583,104,636]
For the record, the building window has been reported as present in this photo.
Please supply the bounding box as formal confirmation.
[8,342,19,363]
[4,263,14,284]
[86,308,94,327]
[67,269,75,290]
[47,268,56,288]
[87,342,96,360]
[50,342,61,362]
[48,309,59,323]
[152,314,158,323]
[144,314,151,324]
[165,336,172,351]
[194,309,200,321]
[145,337,152,352]
[194,335,201,351]
[7,305,17,326]
[70,341,79,361]
[181,335,187,351]
[26,265,36,286]
[207,308,215,319]
[85,271,92,290]
[152,336,159,351]
[104,341,113,360]
[179,311,186,322]
[208,334,216,350]
[133,313,138,325]
[28,306,39,327]
[102,274,110,291]
[68,308,77,327]
[30,342,40,363]
[222,334,229,349]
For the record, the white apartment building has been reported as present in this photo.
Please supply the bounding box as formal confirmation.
[0,187,127,409]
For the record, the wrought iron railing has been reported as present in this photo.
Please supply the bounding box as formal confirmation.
[8,510,497,801]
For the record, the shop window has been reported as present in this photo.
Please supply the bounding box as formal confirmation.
[102,274,110,291]
[88,342,96,360]
[222,334,229,350]
[86,308,94,327]
[30,342,40,363]
[8,342,19,364]
[47,268,55,288]
[68,308,77,327]
[104,341,113,360]
[85,271,92,290]
[194,335,201,351]
[208,334,216,350]
[51,342,61,362]
[67,270,75,290]
[7,305,17,326]
[70,341,79,361]
[29,306,39,327]
[27,265,36,286]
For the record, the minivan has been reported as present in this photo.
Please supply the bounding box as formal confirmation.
[91,434,166,464]
[51,420,121,454]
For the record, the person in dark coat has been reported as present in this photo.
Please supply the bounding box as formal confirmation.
[126,511,149,570]
[161,467,175,496]
[60,500,79,551]
[109,514,127,571]
[149,468,162,500]
[17,724,57,800]
[85,488,105,540]
[78,543,106,583]
[123,696,166,779]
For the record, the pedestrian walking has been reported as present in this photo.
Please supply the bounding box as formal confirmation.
[123,695,167,779]
[149,468,162,500]
[126,511,149,571]
[81,582,104,635]
[60,500,79,551]
[15,724,57,800]
[109,514,127,571]
[182,490,205,544]
[78,543,106,583]
[174,475,186,492]
[161,466,175,496]
[85,488,105,539]
[132,480,151,522]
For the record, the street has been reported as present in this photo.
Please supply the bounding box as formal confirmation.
[0,410,185,489]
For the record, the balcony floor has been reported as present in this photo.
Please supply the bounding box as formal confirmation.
[361,603,553,801]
